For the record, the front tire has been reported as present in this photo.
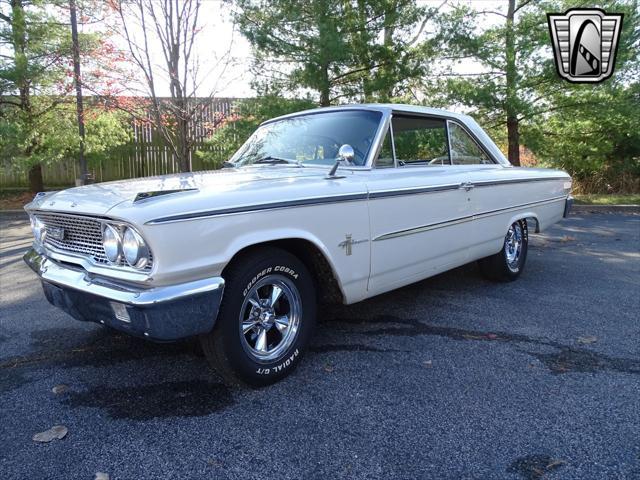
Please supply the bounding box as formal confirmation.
[478,219,528,282]
[200,247,316,387]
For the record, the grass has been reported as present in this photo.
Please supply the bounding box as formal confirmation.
[574,194,640,206]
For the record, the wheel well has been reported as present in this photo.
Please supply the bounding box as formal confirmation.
[524,216,540,233]
[222,239,344,304]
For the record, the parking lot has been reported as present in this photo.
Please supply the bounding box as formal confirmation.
[1,211,639,479]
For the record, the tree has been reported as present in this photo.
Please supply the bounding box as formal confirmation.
[432,0,639,167]
[433,0,551,165]
[524,80,640,192]
[0,102,131,181]
[0,0,72,192]
[0,0,126,191]
[196,94,315,167]
[112,0,231,172]
[234,0,440,105]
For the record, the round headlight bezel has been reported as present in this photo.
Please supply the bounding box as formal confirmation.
[102,224,122,264]
[30,215,44,244]
[122,227,149,269]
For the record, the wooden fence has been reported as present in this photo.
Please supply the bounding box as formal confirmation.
[0,97,236,189]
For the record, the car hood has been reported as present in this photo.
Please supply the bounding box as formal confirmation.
[25,166,366,223]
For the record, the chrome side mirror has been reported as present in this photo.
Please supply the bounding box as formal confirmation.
[338,144,355,163]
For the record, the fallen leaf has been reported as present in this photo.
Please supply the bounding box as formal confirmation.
[51,384,68,395]
[33,425,68,443]
[577,335,598,345]
[323,364,334,373]
[94,473,109,480]
[547,459,566,469]
[486,333,498,340]
[423,360,433,368]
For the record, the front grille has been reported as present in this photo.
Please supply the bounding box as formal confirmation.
[35,212,153,272]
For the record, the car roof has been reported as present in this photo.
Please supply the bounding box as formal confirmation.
[260,103,510,166]
[262,103,473,125]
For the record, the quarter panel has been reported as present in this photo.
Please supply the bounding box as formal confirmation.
[467,167,570,260]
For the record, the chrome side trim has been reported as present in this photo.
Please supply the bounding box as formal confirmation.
[134,188,198,203]
[147,192,369,224]
[146,176,569,224]
[473,195,565,219]
[369,183,461,199]
[375,216,475,241]
[472,176,569,187]
[373,195,567,242]
[24,248,224,306]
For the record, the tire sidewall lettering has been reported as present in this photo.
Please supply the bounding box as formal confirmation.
[242,265,300,297]
[256,348,300,375]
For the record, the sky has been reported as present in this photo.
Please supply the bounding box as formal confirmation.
[97,0,505,99]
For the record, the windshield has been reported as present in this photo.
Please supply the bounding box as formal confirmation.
[230,110,382,167]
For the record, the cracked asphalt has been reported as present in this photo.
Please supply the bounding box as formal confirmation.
[1,211,639,480]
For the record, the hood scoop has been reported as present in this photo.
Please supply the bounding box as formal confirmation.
[133,188,199,203]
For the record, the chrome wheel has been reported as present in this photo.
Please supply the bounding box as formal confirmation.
[504,222,523,270]
[239,275,302,363]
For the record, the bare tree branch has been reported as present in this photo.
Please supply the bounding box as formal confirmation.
[114,0,232,171]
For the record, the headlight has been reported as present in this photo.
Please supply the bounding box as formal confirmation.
[30,215,44,244]
[102,224,122,263]
[122,227,149,268]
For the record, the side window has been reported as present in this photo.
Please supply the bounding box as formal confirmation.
[375,128,395,168]
[392,116,449,166]
[448,122,493,165]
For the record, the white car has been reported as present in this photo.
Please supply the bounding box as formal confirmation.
[24,104,573,386]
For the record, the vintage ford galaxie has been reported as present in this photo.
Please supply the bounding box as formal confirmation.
[24,104,573,385]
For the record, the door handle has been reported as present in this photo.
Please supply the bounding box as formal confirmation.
[460,182,475,191]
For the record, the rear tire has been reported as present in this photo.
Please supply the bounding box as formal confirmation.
[478,219,528,282]
[200,247,316,387]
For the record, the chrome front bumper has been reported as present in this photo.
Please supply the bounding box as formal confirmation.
[24,248,225,341]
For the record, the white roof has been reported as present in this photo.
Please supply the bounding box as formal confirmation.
[263,103,509,165]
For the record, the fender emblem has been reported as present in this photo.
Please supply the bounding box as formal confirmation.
[338,234,368,256]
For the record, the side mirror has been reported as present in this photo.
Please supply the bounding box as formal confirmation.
[338,144,355,163]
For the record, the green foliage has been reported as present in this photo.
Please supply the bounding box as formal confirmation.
[84,110,132,164]
[525,83,640,192]
[520,1,640,192]
[235,0,435,104]
[0,0,120,189]
[0,0,71,97]
[431,0,639,187]
[0,102,131,171]
[196,95,315,167]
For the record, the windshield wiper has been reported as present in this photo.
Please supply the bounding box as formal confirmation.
[253,156,300,165]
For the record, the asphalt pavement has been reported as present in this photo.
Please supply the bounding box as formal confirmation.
[1,211,639,479]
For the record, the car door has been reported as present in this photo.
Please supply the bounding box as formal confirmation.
[366,114,473,297]
[446,120,512,260]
